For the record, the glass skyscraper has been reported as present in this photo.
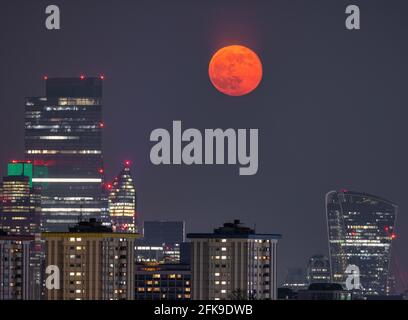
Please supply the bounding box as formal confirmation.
[108,161,137,233]
[326,190,397,295]
[25,77,106,232]
[0,174,41,235]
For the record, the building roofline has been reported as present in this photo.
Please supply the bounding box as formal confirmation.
[41,232,139,239]
[187,233,282,240]
[326,190,398,207]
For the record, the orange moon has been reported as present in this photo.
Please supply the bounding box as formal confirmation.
[208,45,263,96]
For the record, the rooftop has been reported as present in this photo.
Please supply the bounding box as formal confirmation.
[68,218,112,233]
[187,220,281,240]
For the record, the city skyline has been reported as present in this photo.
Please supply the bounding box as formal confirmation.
[1,0,408,291]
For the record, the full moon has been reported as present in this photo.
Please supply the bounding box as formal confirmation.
[208,45,263,96]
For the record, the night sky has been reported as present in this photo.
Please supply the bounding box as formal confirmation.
[1,0,408,286]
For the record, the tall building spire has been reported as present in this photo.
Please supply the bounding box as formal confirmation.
[108,161,137,233]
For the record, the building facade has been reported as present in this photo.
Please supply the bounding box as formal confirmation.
[108,161,137,233]
[307,255,331,284]
[0,232,34,300]
[42,219,137,300]
[25,77,106,232]
[0,174,41,235]
[326,190,397,295]
[188,220,281,300]
[135,263,191,300]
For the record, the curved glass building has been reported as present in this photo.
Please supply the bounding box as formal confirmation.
[326,190,397,295]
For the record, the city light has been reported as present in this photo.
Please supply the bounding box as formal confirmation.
[32,178,102,183]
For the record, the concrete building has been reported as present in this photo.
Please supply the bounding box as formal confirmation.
[135,263,191,300]
[42,219,137,300]
[0,232,34,300]
[187,220,281,300]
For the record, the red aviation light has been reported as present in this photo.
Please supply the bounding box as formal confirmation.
[99,122,105,128]
[125,160,131,167]
[80,74,85,80]
[391,233,397,240]
[106,183,112,190]
[43,75,48,80]
[99,74,105,80]
[98,168,104,174]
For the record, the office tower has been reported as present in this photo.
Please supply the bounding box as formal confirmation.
[0,174,41,235]
[307,255,331,284]
[108,161,137,233]
[326,190,397,295]
[281,268,308,291]
[25,77,106,232]
[135,263,191,300]
[187,220,281,300]
[42,219,137,300]
[0,231,34,300]
[0,169,44,300]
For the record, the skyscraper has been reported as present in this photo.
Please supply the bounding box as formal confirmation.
[108,161,137,233]
[326,190,397,295]
[0,174,41,235]
[306,255,331,284]
[187,220,281,300]
[43,219,137,300]
[25,77,106,232]
[0,161,44,300]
